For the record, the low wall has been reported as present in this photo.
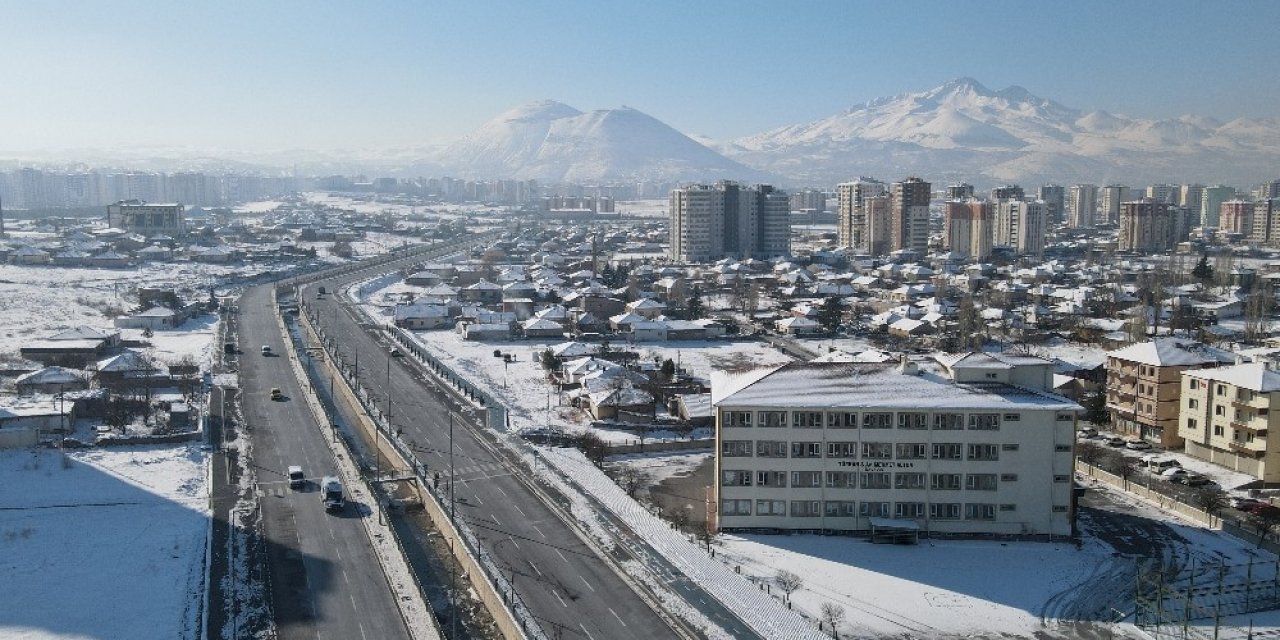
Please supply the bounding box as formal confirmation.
[0,428,39,449]
[605,438,713,455]
[1076,460,1216,527]
[96,430,203,447]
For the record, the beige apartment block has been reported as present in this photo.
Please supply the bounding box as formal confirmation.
[1180,363,1280,482]
[1105,338,1232,448]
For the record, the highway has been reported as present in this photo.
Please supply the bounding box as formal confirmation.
[302,283,678,640]
[237,285,412,640]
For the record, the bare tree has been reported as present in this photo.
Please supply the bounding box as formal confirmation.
[820,602,847,639]
[1193,488,1228,525]
[776,569,804,604]
[1244,280,1274,344]
[611,465,649,499]
[667,506,691,532]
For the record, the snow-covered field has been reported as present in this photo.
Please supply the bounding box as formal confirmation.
[0,444,209,640]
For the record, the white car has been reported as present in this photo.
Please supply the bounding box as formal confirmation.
[1125,439,1153,450]
[1161,467,1189,478]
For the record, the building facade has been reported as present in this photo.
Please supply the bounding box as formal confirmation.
[1100,185,1130,225]
[836,178,886,250]
[1219,199,1253,237]
[1068,184,1098,228]
[106,200,185,236]
[993,200,1045,257]
[1201,185,1236,228]
[1039,184,1065,226]
[669,182,790,262]
[943,199,993,260]
[891,177,931,255]
[1179,363,1280,483]
[1118,198,1173,252]
[1106,338,1232,447]
[713,354,1080,538]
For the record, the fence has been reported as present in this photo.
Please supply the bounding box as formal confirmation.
[1076,460,1218,527]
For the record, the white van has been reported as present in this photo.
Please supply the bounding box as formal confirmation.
[321,476,344,512]
[287,466,305,489]
[1144,457,1181,473]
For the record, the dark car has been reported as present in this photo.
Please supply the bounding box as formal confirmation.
[1249,503,1280,518]
[1105,436,1127,447]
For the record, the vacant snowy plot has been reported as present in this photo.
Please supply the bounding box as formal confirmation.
[0,445,209,640]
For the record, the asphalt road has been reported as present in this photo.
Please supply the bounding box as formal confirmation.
[238,285,411,640]
[303,285,678,640]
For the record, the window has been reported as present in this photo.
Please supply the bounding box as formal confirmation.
[860,502,890,518]
[965,474,997,491]
[969,414,1000,430]
[895,472,926,489]
[756,471,787,487]
[756,499,786,516]
[930,503,962,519]
[721,499,752,515]
[828,412,858,428]
[1213,425,1224,436]
[862,442,893,459]
[1002,413,1021,422]
[721,440,753,457]
[985,373,998,379]
[999,503,1017,511]
[760,411,787,428]
[791,441,822,458]
[826,471,856,488]
[1000,473,1018,482]
[793,411,823,428]
[791,500,821,517]
[895,502,925,519]
[756,441,788,458]
[967,444,999,461]
[1001,443,1020,451]
[931,473,962,490]
[862,413,892,429]
[1052,505,1069,513]
[824,501,857,518]
[1054,475,1070,483]
[933,413,964,430]
[861,472,892,489]
[1217,384,1227,396]
[792,471,822,488]
[897,412,927,430]
[932,443,962,460]
[827,442,858,458]
[896,443,928,459]
[1056,413,1075,422]
[723,411,752,428]
[965,503,996,520]
[1188,399,1199,409]
[1190,379,1199,390]
[1215,405,1225,416]
[721,470,752,486]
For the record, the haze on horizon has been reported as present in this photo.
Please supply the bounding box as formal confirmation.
[5,0,1280,155]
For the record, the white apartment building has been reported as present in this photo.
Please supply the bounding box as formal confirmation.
[993,199,1046,257]
[713,353,1081,538]
[1068,184,1098,228]
[836,178,886,250]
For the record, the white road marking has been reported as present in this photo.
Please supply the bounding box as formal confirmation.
[552,589,567,608]
[579,623,595,639]
[491,514,502,526]
[528,560,543,577]
[554,549,568,563]
[512,502,527,517]
[507,535,521,549]
[609,607,626,627]
[495,485,509,498]
[579,575,595,592]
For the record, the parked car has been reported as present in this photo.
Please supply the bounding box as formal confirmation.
[1142,456,1181,473]
[1249,503,1280,518]
[1078,427,1099,438]
[1230,497,1263,511]
[1125,439,1153,451]
[1178,474,1212,487]
[1105,437,1127,447]
[1161,467,1189,479]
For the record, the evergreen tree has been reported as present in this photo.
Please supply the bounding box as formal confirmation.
[1190,252,1214,282]
[817,296,844,331]
[1083,391,1110,426]
[661,358,676,380]
[687,287,705,320]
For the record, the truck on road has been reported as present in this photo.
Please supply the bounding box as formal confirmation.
[321,476,345,512]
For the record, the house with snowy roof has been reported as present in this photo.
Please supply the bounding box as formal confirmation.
[1106,337,1236,448]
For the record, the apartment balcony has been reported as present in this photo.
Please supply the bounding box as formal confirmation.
[1230,421,1269,437]
[1228,441,1264,456]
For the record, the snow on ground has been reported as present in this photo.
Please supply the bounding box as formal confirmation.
[607,450,711,486]
[145,313,219,365]
[0,262,266,359]
[0,444,209,640]
[615,199,667,218]
[233,200,284,213]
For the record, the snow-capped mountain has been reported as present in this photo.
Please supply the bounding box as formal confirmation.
[435,100,766,184]
[725,77,1280,187]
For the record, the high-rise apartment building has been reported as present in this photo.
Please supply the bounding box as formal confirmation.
[994,200,1046,257]
[890,177,931,255]
[1039,184,1065,226]
[1179,184,1205,224]
[1201,185,1236,228]
[1254,179,1280,202]
[789,189,826,214]
[1118,198,1173,252]
[864,196,893,257]
[1107,338,1232,448]
[1252,199,1280,248]
[836,178,886,250]
[669,181,790,262]
[1145,184,1178,205]
[946,183,974,200]
[1219,199,1253,237]
[1068,184,1098,228]
[943,199,993,260]
[1100,185,1129,225]
[990,185,1024,202]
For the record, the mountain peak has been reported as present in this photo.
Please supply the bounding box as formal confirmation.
[500,100,582,122]
[935,77,992,96]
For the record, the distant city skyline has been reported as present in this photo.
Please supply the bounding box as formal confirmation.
[4,0,1280,154]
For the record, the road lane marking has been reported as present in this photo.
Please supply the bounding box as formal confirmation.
[507,535,520,549]
[512,503,527,517]
[553,589,567,608]
[491,514,502,526]
[609,607,626,627]
[495,485,508,497]
[579,575,594,592]
[528,560,543,577]
[554,549,568,563]
[579,623,595,639]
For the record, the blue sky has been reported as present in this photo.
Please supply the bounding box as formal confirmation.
[4,0,1279,151]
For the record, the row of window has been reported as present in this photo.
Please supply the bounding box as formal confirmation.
[720,499,1048,520]
[720,440,1068,460]
[722,411,1016,430]
[718,470,1067,489]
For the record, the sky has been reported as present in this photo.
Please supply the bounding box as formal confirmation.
[3,0,1280,153]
